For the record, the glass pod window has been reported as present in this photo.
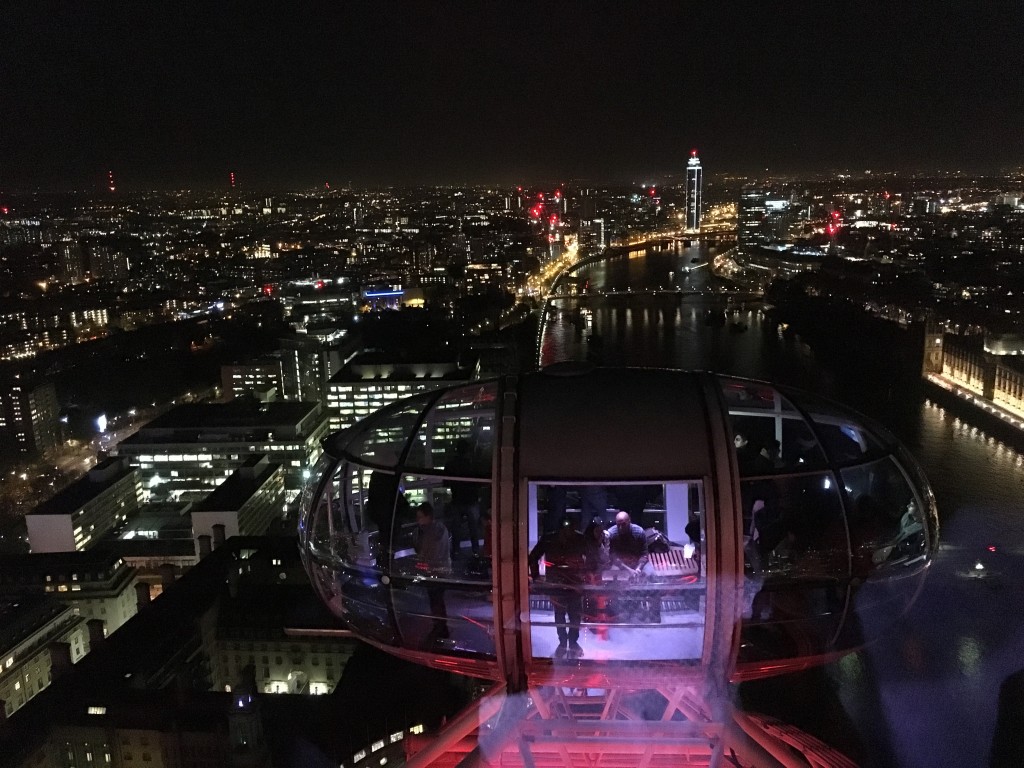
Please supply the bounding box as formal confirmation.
[719,378,827,476]
[303,458,397,647]
[526,481,706,664]
[738,472,851,666]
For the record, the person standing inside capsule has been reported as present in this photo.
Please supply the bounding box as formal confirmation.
[414,503,451,642]
[530,518,589,658]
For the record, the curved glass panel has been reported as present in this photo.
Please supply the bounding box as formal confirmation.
[789,392,889,466]
[343,391,437,467]
[890,442,940,553]
[738,582,851,667]
[840,456,927,577]
[839,454,932,655]
[298,453,336,551]
[396,471,491,567]
[302,449,497,658]
[404,382,498,475]
[720,378,796,412]
[388,503,494,657]
[739,472,850,663]
[740,473,849,582]
[388,471,493,655]
[720,378,827,476]
[303,458,398,646]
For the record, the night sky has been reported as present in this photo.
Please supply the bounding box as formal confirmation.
[2,2,1022,189]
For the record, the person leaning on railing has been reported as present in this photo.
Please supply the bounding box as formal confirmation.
[606,511,650,580]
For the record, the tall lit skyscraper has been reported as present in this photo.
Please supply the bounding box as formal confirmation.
[685,149,702,231]
[739,184,769,252]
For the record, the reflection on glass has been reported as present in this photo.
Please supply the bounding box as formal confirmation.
[405,382,497,474]
[794,393,889,466]
[303,457,496,657]
[739,472,851,663]
[741,473,849,583]
[528,481,706,663]
[841,457,927,577]
[344,393,436,467]
[391,473,490,583]
[390,495,494,655]
[721,379,827,476]
[720,378,797,412]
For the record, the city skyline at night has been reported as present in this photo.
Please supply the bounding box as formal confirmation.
[4,5,1024,768]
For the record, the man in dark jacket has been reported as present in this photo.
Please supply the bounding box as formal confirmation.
[607,511,650,579]
[529,519,588,658]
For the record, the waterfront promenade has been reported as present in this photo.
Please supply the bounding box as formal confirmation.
[925,372,1024,431]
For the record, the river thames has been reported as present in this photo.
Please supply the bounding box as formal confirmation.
[538,242,1024,767]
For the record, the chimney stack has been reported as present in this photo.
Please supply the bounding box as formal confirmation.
[86,619,106,649]
[135,582,152,609]
[159,563,176,590]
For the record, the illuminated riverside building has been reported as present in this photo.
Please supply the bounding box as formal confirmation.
[738,185,769,252]
[116,401,328,503]
[299,366,937,766]
[741,244,824,279]
[936,335,1024,419]
[26,458,142,553]
[685,150,703,231]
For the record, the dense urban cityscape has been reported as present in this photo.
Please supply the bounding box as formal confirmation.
[1,162,1024,765]
[7,168,1024,477]
[3,4,1024,768]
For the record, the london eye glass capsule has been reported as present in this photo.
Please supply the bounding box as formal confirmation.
[298,368,937,686]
